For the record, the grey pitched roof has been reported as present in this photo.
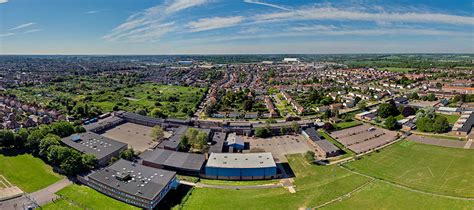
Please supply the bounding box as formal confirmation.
[314,140,340,154]
[209,132,226,153]
[165,126,188,149]
[88,159,176,200]
[61,132,127,160]
[140,149,205,172]
[303,127,321,141]
[459,112,474,133]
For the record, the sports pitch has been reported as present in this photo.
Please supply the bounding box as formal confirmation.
[344,140,474,197]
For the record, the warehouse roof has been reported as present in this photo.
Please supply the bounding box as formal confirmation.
[118,112,165,125]
[302,127,321,141]
[226,133,244,146]
[314,140,340,154]
[88,159,176,200]
[209,132,226,153]
[207,153,276,169]
[458,112,474,133]
[140,149,205,172]
[61,132,127,160]
[164,126,188,149]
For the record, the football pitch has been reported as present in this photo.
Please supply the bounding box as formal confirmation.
[344,140,474,198]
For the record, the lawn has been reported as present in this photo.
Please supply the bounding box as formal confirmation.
[0,153,63,192]
[334,120,362,130]
[323,181,474,210]
[42,184,139,210]
[344,140,474,197]
[438,113,460,125]
[182,154,370,209]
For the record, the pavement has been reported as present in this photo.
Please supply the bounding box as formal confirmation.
[0,178,72,210]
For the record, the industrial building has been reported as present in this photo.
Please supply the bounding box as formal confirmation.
[140,149,206,176]
[159,126,188,151]
[226,132,244,152]
[85,159,178,209]
[205,153,277,180]
[209,132,226,153]
[61,132,127,166]
[302,127,341,158]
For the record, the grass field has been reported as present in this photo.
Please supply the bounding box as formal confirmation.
[344,140,474,197]
[182,154,370,209]
[42,184,139,210]
[334,120,362,130]
[0,153,63,193]
[323,181,474,209]
[8,81,206,119]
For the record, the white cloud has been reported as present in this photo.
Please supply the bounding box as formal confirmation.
[254,6,474,26]
[103,0,209,42]
[165,0,209,14]
[9,22,36,31]
[187,16,244,32]
[0,33,15,37]
[200,28,472,42]
[244,0,290,11]
[0,0,8,4]
[23,29,42,34]
[290,25,337,31]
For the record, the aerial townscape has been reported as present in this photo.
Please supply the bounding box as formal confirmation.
[0,0,473,210]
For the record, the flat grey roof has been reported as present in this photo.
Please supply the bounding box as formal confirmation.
[206,153,276,169]
[209,132,226,153]
[88,159,176,201]
[83,116,124,132]
[61,132,127,160]
[140,149,205,172]
[119,112,165,125]
[226,133,244,146]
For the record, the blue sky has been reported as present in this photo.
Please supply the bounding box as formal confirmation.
[0,0,473,54]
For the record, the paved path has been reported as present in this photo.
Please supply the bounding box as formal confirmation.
[179,180,283,189]
[0,178,72,210]
[464,139,473,149]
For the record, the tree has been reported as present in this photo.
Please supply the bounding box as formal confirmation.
[432,115,449,133]
[47,145,69,165]
[322,123,334,131]
[60,149,84,175]
[305,151,315,163]
[50,121,75,137]
[0,130,15,147]
[402,106,416,117]
[150,125,165,141]
[178,135,190,152]
[255,127,271,138]
[119,148,136,161]
[39,134,61,158]
[195,132,209,150]
[81,154,98,170]
[150,108,168,118]
[14,128,29,148]
[377,103,398,118]
[384,116,399,130]
[291,122,300,133]
[280,126,288,135]
[26,129,46,153]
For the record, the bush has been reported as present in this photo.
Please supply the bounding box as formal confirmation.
[305,151,315,163]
